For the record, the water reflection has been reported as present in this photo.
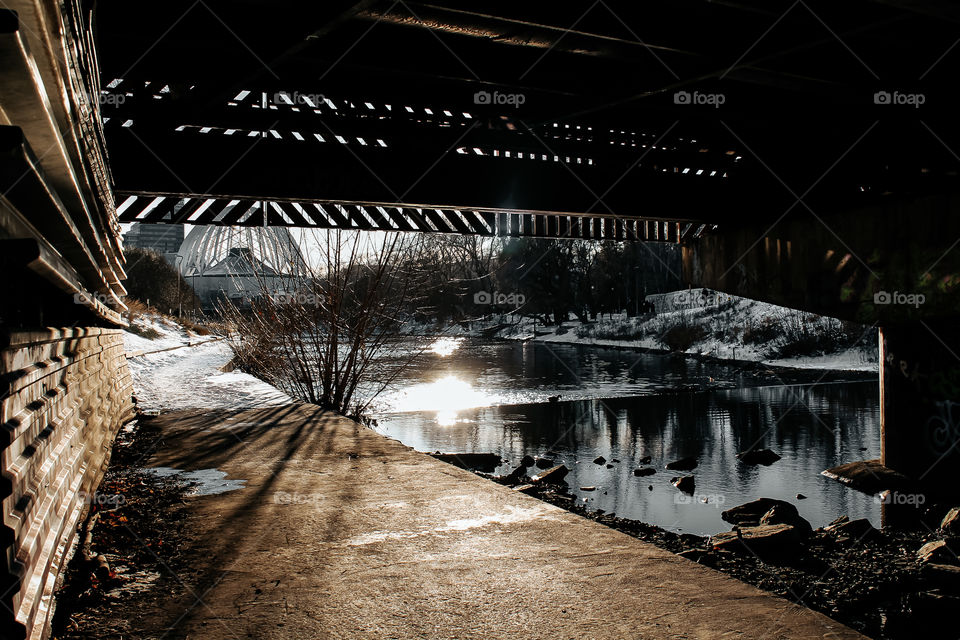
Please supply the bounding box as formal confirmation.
[428,337,463,357]
[384,375,495,426]
[372,339,880,535]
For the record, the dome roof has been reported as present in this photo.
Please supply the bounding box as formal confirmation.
[177,226,306,277]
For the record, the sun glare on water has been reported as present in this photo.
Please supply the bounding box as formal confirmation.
[392,375,493,425]
[428,337,462,357]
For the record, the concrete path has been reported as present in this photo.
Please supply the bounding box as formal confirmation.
[139,404,864,639]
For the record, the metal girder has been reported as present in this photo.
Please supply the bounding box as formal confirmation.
[116,192,684,242]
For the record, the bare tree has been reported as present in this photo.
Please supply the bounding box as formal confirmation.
[218,229,430,419]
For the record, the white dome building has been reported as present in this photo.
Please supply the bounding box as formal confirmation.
[177,226,307,308]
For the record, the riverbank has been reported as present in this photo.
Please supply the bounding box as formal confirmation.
[51,309,894,638]
[423,288,879,373]
[47,313,872,639]
[51,403,865,639]
[467,466,958,640]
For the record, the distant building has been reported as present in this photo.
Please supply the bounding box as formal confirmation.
[177,226,306,309]
[122,223,184,254]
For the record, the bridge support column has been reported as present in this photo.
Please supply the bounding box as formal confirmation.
[880,320,960,487]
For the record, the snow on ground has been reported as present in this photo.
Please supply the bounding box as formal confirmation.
[454,289,879,372]
[124,313,292,412]
[123,312,196,352]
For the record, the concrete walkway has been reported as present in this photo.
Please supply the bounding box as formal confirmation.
[139,404,864,639]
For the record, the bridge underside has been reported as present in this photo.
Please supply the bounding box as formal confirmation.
[97,1,960,242]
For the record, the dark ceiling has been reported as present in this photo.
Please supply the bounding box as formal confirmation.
[94,0,960,229]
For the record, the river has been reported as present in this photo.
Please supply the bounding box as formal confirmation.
[370,337,880,536]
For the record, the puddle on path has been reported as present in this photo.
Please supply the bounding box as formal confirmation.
[145,466,246,496]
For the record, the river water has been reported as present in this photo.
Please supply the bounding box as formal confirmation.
[370,337,881,536]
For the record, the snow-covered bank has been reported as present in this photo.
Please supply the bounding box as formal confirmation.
[438,289,879,373]
[123,312,292,412]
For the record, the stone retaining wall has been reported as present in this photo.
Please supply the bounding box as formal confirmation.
[0,328,133,639]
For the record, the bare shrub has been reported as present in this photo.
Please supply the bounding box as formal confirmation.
[218,230,430,419]
[660,323,709,352]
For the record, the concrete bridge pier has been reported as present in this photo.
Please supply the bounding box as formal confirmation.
[880,320,960,489]
[682,197,960,494]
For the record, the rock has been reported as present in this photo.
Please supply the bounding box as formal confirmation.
[723,498,798,528]
[580,486,597,491]
[611,459,621,463]
[666,456,697,471]
[512,484,538,495]
[531,464,569,484]
[520,455,535,468]
[648,485,653,491]
[759,504,813,537]
[821,459,911,494]
[711,524,802,558]
[593,456,606,465]
[914,589,960,618]
[919,540,960,565]
[534,458,554,469]
[605,464,614,469]
[677,549,705,561]
[672,475,695,494]
[823,518,877,541]
[429,452,503,472]
[796,493,807,500]
[922,563,960,592]
[633,467,656,477]
[504,464,527,483]
[826,515,849,528]
[639,455,652,465]
[737,448,781,466]
[942,507,960,535]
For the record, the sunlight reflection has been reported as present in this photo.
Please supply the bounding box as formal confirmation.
[436,410,458,426]
[429,337,463,357]
[391,375,493,423]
